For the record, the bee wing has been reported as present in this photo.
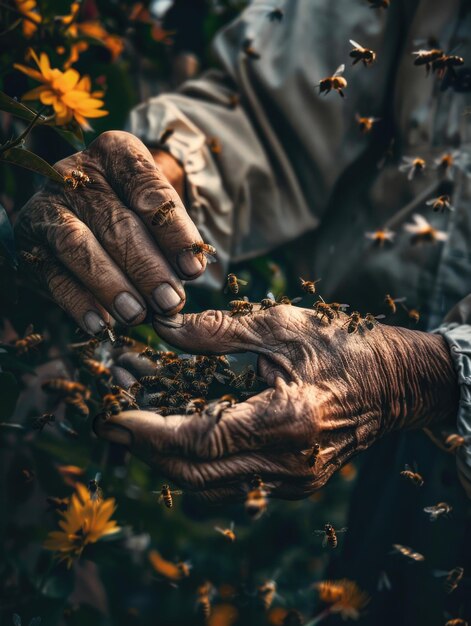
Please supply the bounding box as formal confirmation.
[425,197,438,205]
[242,296,250,302]
[377,571,392,591]
[266,291,276,301]
[349,39,362,48]
[214,526,225,535]
[94,472,102,483]
[238,278,249,285]
[290,297,303,305]
[337,527,348,533]
[433,569,449,578]
[204,253,218,264]
[172,490,183,496]
[375,314,386,320]
[230,521,235,531]
[333,64,345,77]
[213,372,229,384]
[23,323,34,338]
[423,505,437,513]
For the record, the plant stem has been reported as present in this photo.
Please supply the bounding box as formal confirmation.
[0,107,47,155]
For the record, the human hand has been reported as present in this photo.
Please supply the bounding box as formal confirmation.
[94,305,458,502]
[15,131,205,335]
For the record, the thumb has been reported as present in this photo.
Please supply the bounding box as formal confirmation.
[152,309,266,355]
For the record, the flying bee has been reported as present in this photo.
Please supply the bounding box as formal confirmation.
[242,38,260,59]
[46,496,69,512]
[356,114,380,133]
[343,311,362,334]
[229,296,253,316]
[404,214,448,244]
[426,194,454,212]
[423,501,452,521]
[42,379,90,399]
[196,581,214,618]
[88,472,103,502]
[182,241,217,264]
[434,567,464,593]
[314,523,347,549]
[13,326,44,355]
[364,312,385,330]
[155,484,183,509]
[82,358,111,380]
[407,308,420,323]
[151,200,176,227]
[64,394,89,418]
[224,273,248,294]
[31,413,55,432]
[391,544,425,562]
[215,521,236,542]
[412,48,444,74]
[313,299,335,324]
[432,54,464,79]
[68,338,99,359]
[301,442,321,467]
[64,169,92,190]
[317,64,347,98]
[365,228,395,246]
[245,484,269,520]
[445,433,471,452]
[299,277,321,294]
[399,156,426,180]
[257,580,278,610]
[384,294,406,314]
[400,464,424,487]
[349,40,376,66]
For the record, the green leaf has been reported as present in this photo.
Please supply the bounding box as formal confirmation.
[0,203,17,269]
[52,123,85,151]
[1,147,64,183]
[0,91,43,123]
[0,371,20,420]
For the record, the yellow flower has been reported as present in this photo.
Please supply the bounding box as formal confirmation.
[14,49,108,130]
[315,579,370,621]
[15,0,42,38]
[44,483,120,568]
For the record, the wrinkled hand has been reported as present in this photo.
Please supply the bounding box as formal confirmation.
[15,131,204,334]
[95,306,458,502]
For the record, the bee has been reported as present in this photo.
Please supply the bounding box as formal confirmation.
[103,386,138,417]
[245,483,269,520]
[82,358,111,379]
[88,472,103,502]
[399,156,426,180]
[13,327,44,355]
[423,501,452,521]
[426,194,454,213]
[64,394,89,418]
[186,397,207,414]
[31,413,55,432]
[313,299,335,324]
[242,38,260,59]
[434,567,464,593]
[317,64,347,98]
[64,169,92,190]
[151,200,176,227]
[21,468,35,483]
[314,523,347,549]
[365,228,395,246]
[343,311,362,334]
[391,544,425,562]
[367,0,389,7]
[384,294,406,315]
[349,40,376,66]
[68,338,99,359]
[260,291,280,310]
[434,150,464,176]
[355,114,380,133]
[113,335,136,348]
[46,496,69,512]
[445,433,470,452]
[231,366,257,389]
[412,48,444,74]
[224,273,248,294]
[139,375,162,389]
[301,442,321,467]
[299,277,321,294]
[432,54,464,79]
[155,484,183,509]
[215,521,236,542]
[20,250,43,267]
[400,464,424,487]
[42,379,90,398]
[404,214,448,245]
[268,8,283,21]
[182,241,217,263]
[158,128,174,145]
[364,312,385,330]
[196,581,214,618]
[257,580,277,610]
[175,561,193,579]
[407,308,420,323]
[207,137,222,154]
[229,297,253,316]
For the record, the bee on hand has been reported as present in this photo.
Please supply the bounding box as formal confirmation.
[245,476,270,520]
[364,312,385,330]
[229,297,253,316]
[64,169,92,190]
[317,64,348,98]
[349,40,376,66]
[314,523,347,549]
[181,241,217,264]
[154,484,183,509]
[224,273,248,294]
[300,442,321,467]
[343,311,362,334]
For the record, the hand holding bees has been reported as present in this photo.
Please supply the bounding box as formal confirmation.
[14,131,205,334]
[94,304,459,502]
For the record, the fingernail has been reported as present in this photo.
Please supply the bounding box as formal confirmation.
[83,311,106,335]
[153,313,185,328]
[177,251,203,277]
[114,292,145,323]
[152,283,182,312]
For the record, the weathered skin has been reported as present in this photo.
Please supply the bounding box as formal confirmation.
[14,131,194,330]
[94,305,459,502]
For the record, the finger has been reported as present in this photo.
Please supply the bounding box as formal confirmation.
[20,202,147,325]
[20,243,110,334]
[87,131,207,279]
[55,167,186,316]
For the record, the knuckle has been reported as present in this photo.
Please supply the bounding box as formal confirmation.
[53,218,89,257]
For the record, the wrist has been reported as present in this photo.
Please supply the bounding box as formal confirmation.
[381,326,459,431]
